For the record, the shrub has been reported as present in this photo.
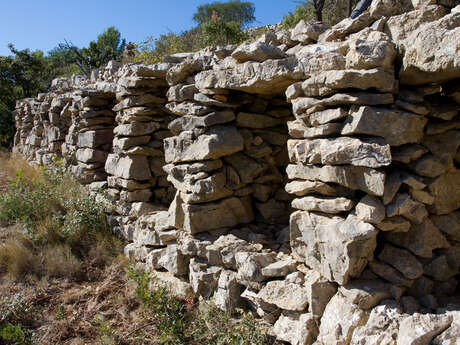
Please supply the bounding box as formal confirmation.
[0,294,37,345]
[127,265,271,345]
[0,154,120,280]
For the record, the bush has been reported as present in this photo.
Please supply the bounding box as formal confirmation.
[127,266,272,345]
[0,155,120,280]
[0,294,37,345]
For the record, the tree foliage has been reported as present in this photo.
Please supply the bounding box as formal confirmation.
[193,0,256,28]
[281,0,360,28]
[131,2,254,64]
[0,45,52,147]
[0,27,126,147]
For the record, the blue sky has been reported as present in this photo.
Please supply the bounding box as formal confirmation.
[0,0,299,56]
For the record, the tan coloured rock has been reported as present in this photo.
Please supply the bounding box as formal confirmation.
[301,68,395,97]
[307,108,348,126]
[292,196,354,214]
[195,57,305,95]
[339,279,392,310]
[105,153,152,181]
[292,93,394,114]
[236,252,277,283]
[288,137,391,168]
[182,197,254,234]
[164,126,244,163]
[385,218,450,258]
[397,313,453,345]
[272,313,318,345]
[285,180,346,197]
[232,42,286,63]
[386,193,428,224]
[376,216,411,232]
[428,169,460,215]
[291,20,328,43]
[290,211,378,284]
[257,280,309,311]
[378,244,424,280]
[399,8,460,85]
[287,120,343,139]
[304,270,337,318]
[316,292,369,345]
[77,129,114,148]
[342,106,428,146]
[350,301,403,345]
[168,110,235,135]
[286,164,385,196]
[355,195,385,224]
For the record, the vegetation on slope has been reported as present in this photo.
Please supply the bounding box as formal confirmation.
[0,152,273,345]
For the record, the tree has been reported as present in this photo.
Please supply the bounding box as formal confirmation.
[193,0,255,29]
[0,45,52,146]
[57,26,126,76]
[281,0,360,28]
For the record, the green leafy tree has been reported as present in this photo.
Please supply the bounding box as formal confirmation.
[193,0,256,29]
[0,45,52,147]
[281,0,359,28]
[58,26,126,75]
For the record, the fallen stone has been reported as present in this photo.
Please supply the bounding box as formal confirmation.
[236,252,277,283]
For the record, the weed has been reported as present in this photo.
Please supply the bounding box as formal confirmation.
[0,294,37,345]
[0,154,118,281]
[127,265,272,345]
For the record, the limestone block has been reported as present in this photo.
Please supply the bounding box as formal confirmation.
[292,196,354,214]
[342,106,427,146]
[232,41,286,63]
[301,68,396,97]
[272,313,318,345]
[290,211,378,285]
[164,126,244,164]
[316,292,369,345]
[286,164,385,196]
[288,137,391,168]
[182,197,254,234]
[397,313,453,345]
[105,153,152,181]
[257,280,309,312]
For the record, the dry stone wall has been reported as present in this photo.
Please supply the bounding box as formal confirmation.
[12,1,460,344]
